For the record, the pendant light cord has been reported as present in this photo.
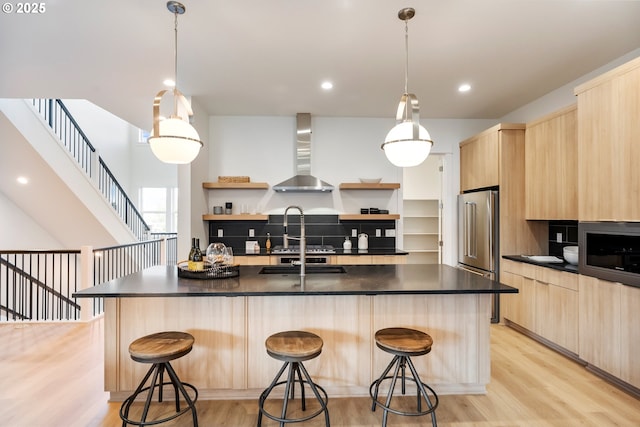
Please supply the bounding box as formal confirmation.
[173,9,179,114]
[404,18,409,95]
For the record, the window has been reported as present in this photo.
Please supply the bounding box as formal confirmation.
[138,129,151,144]
[138,187,178,232]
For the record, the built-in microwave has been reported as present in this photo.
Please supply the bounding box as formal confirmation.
[579,222,640,287]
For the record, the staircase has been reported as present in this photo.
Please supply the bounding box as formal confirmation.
[0,98,149,246]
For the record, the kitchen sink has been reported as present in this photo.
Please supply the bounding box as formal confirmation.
[259,265,346,275]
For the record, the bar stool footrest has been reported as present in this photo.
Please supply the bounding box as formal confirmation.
[258,379,329,424]
[369,375,438,417]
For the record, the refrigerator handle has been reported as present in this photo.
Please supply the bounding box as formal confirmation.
[464,201,477,258]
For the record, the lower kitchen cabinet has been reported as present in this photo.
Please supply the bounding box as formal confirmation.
[501,269,535,331]
[579,275,640,388]
[234,255,408,266]
[234,255,273,266]
[504,259,640,390]
[534,268,578,353]
[620,283,640,387]
[501,259,578,354]
[333,255,407,265]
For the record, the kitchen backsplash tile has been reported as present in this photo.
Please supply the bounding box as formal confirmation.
[548,220,578,257]
[208,215,396,252]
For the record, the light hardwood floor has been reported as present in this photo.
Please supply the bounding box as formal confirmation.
[1,319,639,427]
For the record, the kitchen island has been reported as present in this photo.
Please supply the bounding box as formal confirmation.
[74,264,516,401]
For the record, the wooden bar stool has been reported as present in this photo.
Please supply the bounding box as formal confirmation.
[370,327,438,427]
[120,331,198,427]
[257,330,330,427]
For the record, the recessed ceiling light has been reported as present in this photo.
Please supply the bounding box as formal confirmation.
[17,176,29,185]
[321,81,333,90]
[458,83,471,93]
[163,79,176,87]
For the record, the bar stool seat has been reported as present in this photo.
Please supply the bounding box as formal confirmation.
[120,331,198,427]
[258,331,330,426]
[370,327,438,427]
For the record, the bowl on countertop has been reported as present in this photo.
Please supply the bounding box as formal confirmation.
[563,246,579,265]
[359,178,382,183]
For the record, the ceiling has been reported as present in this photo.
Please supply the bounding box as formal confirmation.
[1,0,639,129]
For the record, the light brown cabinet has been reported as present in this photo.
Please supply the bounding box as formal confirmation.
[575,55,640,221]
[459,129,500,191]
[234,256,273,266]
[500,268,535,331]
[620,283,640,388]
[501,259,578,354]
[579,275,640,389]
[525,105,578,220]
[534,267,578,353]
[460,124,546,258]
[331,255,407,265]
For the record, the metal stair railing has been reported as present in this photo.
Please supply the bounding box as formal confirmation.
[30,99,150,240]
[0,237,176,322]
[0,250,82,321]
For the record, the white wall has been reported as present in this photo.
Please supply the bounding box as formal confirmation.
[62,99,134,194]
[0,191,63,249]
[202,114,495,265]
[63,98,180,199]
[500,48,640,123]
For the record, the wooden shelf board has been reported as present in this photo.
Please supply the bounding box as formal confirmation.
[203,214,268,221]
[339,183,400,190]
[203,182,269,189]
[339,214,400,220]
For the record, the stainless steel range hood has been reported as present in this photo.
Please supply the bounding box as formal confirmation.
[273,113,334,192]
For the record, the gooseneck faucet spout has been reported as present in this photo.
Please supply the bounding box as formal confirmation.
[283,205,306,288]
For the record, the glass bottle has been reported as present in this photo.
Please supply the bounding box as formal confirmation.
[192,238,204,271]
[187,237,197,270]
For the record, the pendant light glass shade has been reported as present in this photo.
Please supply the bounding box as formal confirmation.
[384,121,432,167]
[149,116,202,164]
[382,8,433,168]
[149,1,203,164]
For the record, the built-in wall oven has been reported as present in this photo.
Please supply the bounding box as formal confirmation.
[579,222,640,287]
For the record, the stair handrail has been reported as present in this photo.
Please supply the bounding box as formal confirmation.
[30,99,150,240]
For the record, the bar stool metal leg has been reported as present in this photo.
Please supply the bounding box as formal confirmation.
[120,331,198,427]
[370,328,439,427]
[370,355,438,427]
[257,330,329,427]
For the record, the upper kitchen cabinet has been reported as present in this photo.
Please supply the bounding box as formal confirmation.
[459,128,499,191]
[460,123,546,257]
[575,55,640,221]
[525,105,578,220]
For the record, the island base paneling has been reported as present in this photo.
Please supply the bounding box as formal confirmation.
[104,293,491,401]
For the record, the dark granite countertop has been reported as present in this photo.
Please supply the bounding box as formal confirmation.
[502,255,578,274]
[74,264,516,298]
[236,248,409,256]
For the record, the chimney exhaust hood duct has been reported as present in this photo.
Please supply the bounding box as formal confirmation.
[273,113,334,192]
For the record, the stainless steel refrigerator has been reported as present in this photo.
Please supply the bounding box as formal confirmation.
[457,189,500,323]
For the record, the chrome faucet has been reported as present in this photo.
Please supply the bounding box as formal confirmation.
[283,205,306,287]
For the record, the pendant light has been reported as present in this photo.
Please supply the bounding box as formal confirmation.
[381,7,433,168]
[148,1,203,164]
